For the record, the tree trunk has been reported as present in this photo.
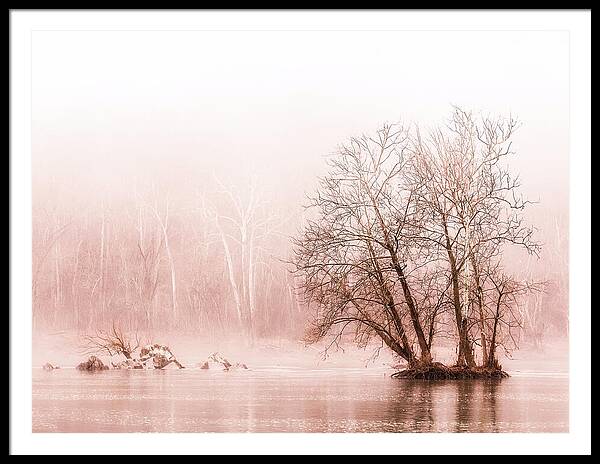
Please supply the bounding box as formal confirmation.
[240,224,253,343]
[444,222,475,368]
[247,244,256,347]
[100,203,106,318]
[487,299,501,369]
[392,260,432,364]
[71,239,83,330]
[469,254,488,366]
[377,325,414,364]
[216,216,244,327]
[53,235,61,326]
[248,231,256,323]
[349,299,414,364]
[365,188,431,363]
[153,202,178,321]
[365,241,416,363]
[163,232,178,320]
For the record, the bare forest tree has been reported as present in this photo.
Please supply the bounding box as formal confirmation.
[212,175,296,344]
[32,177,303,340]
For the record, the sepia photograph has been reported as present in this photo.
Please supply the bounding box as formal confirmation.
[10,9,590,455]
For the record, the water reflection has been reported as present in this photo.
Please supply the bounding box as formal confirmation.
[481,380,500,433]
[385,380,435,432]
[32,369,568,433]
[384,380,491,432]
[455,381,475,432]
[382,377,566,433]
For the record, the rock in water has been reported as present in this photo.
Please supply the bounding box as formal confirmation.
[42,362,58,371]
[111,359,144,369]
[152,354,171,369]
[139,344,184,369]
[76,355,109,371]
[197,352,248,371]
[209,352,232,369]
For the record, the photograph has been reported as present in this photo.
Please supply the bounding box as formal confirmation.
[9,9,591,455]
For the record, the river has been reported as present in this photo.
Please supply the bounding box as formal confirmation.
[32,366,568,432]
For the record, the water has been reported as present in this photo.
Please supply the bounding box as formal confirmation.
[32,367,568,432]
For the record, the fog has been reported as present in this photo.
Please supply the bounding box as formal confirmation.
[32,29,569,367]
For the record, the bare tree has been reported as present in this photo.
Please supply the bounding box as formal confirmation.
[481,268,544,368]
[293,108,543,373]
[212,174,283,344]
[148,188,178,322]
[131,212,162,329]
[83,322,141,360]
[406,107,540,366]
[32,216,71,328]
[292,124,435,366]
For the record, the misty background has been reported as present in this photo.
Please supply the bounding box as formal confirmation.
[31,30,569,353]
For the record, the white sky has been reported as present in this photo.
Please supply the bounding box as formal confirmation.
[32,29,569,216]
